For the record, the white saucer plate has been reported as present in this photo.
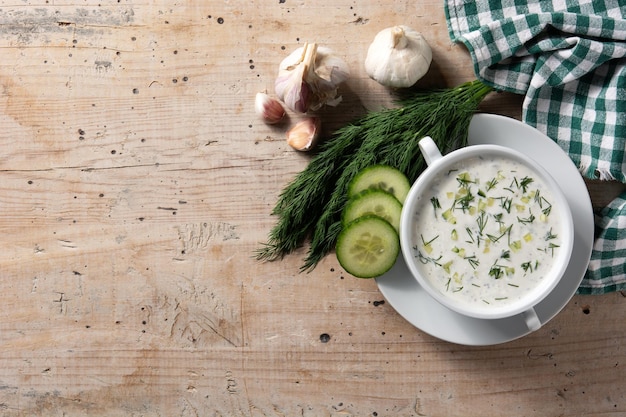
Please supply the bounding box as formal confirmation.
[376,113,594,346]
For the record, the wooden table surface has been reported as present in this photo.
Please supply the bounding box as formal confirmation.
[0,1,624,416]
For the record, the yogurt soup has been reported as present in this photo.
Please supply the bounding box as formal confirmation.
[412,154,564,309]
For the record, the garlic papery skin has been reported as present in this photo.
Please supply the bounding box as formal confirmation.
[275,43,350,113]
[255,92,286,124]
[275,47,311,113]
[364,25,432,88]
[286,117,321,151]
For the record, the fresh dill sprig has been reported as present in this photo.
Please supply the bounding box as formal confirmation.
[465,255,479,269]
[256,80,494,272]
[430,197,441,215]
[476,211,488,234]
[485,177,498,191]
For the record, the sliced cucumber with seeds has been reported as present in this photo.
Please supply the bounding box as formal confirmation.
[336,215,400,278]
[342,189,402,233]
[348,164,411,204]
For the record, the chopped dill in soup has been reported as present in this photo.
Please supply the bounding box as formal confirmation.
[412,155,563,308]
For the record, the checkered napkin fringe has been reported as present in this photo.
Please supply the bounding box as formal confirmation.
[445,0,626,294]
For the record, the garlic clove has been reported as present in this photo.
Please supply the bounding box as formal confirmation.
[255,92,286,124]
[279,76,311,113]
[286,117,321,151]
[364,25,432,88]
[275,56,311,113]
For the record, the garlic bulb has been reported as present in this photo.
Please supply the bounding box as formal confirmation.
[255,92,286,124]
[364,26,432,88]
[275,43,350,113]
[286,117,321,151]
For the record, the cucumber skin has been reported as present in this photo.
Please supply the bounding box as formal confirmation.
[347,164,411,204]
[341,189,402,232]
[336,215,400,278]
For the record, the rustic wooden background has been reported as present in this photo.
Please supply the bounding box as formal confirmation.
[0,1,623,416]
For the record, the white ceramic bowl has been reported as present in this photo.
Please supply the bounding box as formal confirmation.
[400,137,575,331]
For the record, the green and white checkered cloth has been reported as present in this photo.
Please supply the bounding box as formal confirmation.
[445,0,626,294]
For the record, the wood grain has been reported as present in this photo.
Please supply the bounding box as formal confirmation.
[0,1,623,416]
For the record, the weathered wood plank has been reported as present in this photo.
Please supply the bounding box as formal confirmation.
[0,1,622,416]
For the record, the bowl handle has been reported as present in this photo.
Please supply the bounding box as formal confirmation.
[418,136,443,166]
[522,307,542,331]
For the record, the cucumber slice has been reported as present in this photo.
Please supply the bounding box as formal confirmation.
[342,190,402,232]
[348,165,410,204]
[336,215,400,278]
